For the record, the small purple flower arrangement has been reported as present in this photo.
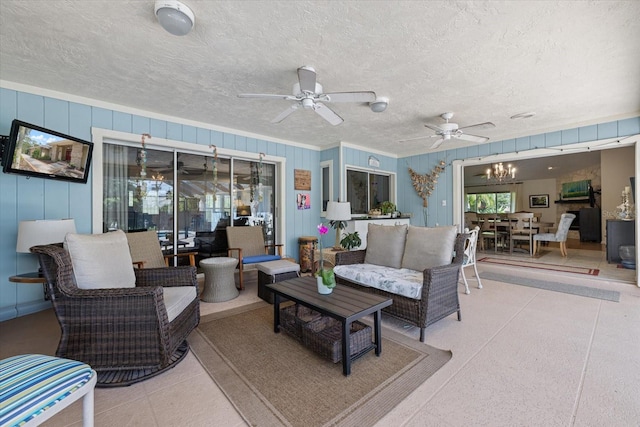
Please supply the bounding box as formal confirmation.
[317,223,336,289]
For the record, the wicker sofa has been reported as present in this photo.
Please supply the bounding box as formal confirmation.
[334,224,466,342]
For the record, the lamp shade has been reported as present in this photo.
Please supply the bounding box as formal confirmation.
[16,219,77,253]
[155,0,195,36]
[326,201,351,221]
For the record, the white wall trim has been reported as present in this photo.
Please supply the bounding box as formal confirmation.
[91,128,287,248]
[453,134,639,287]
[2,80,319,151]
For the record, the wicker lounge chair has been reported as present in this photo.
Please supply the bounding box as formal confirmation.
[30,231,200,387]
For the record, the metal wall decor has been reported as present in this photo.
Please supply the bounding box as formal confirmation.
[408,160,445,207]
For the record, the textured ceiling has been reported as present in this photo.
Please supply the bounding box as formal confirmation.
[1,1,639,157]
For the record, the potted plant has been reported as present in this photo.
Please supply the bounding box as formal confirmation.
[316,223,336,294]
[340,231,361,250]
[380,201,396,215]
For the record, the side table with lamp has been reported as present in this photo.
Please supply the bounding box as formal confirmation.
[9,218,77,300]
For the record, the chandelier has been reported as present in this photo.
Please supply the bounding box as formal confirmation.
[486,162,516,182]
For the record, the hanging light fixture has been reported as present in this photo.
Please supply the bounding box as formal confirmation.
[486,162,516,182]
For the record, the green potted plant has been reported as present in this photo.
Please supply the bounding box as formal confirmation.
[380,201,396,215]
[340,231,362,250]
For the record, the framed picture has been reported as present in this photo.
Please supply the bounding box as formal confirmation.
[529,194,549,208]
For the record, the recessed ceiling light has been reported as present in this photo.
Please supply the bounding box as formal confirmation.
[548,166,553,170]
[510,112,536,119]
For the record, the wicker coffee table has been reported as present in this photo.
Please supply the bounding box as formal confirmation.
[267,276,392,376]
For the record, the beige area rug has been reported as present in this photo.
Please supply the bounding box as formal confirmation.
[190,302,452,427]
[478,256,600,276]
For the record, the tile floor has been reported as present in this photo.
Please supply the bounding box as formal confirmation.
[0,243,638,426]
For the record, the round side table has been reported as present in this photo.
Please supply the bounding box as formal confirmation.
[199,257,239,303]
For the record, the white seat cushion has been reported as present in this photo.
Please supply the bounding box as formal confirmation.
[256,259,300,275]
[334,264,423,299]
[162,286,197,322]
[65,230,136,289]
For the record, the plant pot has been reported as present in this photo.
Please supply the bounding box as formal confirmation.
[316,276,333,294]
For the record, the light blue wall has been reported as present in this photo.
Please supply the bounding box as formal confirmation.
[398,117,640,227]
[0,87,322,320]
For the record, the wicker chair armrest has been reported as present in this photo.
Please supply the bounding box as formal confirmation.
[264,243,284,256]
[135,266,197,288]
[227,247,243,262]
[334,250,366,265]
[163,251,198,266]
[420,261,462,299]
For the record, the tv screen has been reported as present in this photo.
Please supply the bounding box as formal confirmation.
[2,119,93,183]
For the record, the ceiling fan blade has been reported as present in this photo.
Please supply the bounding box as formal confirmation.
[458,121,496,131]
[238,93,294,100]
[397,135,431,143]
[313,102,343,125]
[297,66,317,93]
[424,123,444,132]
[430,137,446,149]
[457,133,489,143]
[271,105,299,123]
[323,91,376,103]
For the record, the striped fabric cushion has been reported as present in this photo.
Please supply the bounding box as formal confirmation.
[0,354,95,427]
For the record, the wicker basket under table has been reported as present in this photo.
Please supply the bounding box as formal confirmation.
[279,304,323,342]
[302,316,373,363]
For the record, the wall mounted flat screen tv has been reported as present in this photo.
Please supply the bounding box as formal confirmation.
[561,179,591,200]
[1,119,93,183]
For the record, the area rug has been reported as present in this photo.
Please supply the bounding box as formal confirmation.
[190,302,452,427]
[478,257,600,276]
[481,271,620,302]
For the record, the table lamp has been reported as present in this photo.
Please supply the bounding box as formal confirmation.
[325,201,351,250]
[16,219,77,273]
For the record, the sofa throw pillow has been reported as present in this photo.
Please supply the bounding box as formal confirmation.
[65,230,136,289]
[364,224,408,268]
[401,225,458,271]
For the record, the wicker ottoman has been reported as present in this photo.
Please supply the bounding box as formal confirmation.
[302,317,372,363]
[200,257,239,302]
[257,259,300,303]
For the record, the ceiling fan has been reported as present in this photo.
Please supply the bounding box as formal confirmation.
[238,65,379,126]
[398,112,496,149]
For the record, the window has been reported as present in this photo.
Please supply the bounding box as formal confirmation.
[346,167,394,214]
[320,160,333,215]
[466,192,512,214]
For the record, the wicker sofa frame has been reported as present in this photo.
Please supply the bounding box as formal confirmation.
[31,243,200,387]
[334,233,466,342]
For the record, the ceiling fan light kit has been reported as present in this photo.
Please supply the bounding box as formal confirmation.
[369,96,389,113]
[155,0,195,36]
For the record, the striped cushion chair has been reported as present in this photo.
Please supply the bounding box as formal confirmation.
[0,354,97,427]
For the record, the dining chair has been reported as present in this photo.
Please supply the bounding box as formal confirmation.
[507,212,536,256]
[533,213,576,256]
[477,213,506,252]
[460,226,483,294]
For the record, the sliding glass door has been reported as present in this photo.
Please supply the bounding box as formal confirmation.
[102,142,276,259]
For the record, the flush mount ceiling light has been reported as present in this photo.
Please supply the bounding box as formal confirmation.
[369,96,389,113]
[154,0,195,36]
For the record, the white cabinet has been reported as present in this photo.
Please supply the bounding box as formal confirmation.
[344,218,411,250]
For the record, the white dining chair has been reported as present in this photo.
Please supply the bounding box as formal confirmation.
[460,226,483,294]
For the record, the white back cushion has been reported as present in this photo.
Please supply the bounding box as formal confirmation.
[65,230,136,289]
